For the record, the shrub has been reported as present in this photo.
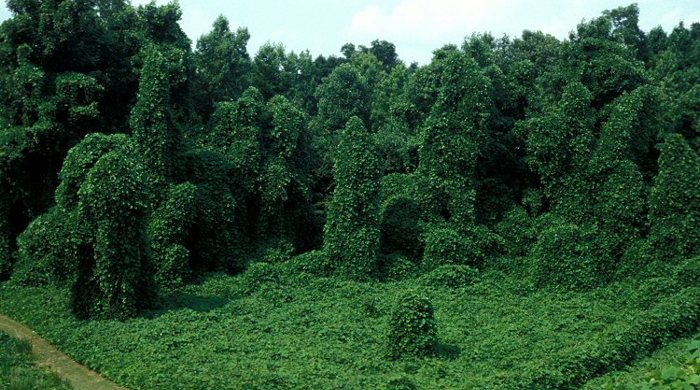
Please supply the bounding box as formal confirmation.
[387,291,438,359]
[380,195,423,260]
[55,132,129,210]
[522,188,544,217]
[385,376,418,390]
[10,132,130,287]
[674,257,700,288]
[529,223,608,290]
[381,254,418,282]
[261,240,295,264]
[421,227,469,271]
[422,225,502,271]
[183,149,244,273]
[616,239,654,279]
[12,208,79,287]
[495,206,536,257]
[591,160,646,260]
[242,262,281,294]
[420,264,479,289]
[286,250,331,277]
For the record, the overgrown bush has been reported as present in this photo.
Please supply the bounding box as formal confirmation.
[286,249,331,277]
[616,239,654,279]
[242,262,282,294]
[420,264,479,289]
[12,132,128,287]
[674,257,700,288]
[12,208,79,287]
[529,223,609,290]
[421,227,469,271]
[183,149,244,273]
[387,291,438,359]
[422,224,502,271]
[495,206,537,257]
[381,254,418,282]
[55,133,129,210]
[385,376,418,390]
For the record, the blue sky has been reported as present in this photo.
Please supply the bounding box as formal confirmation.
[2,0,700,64]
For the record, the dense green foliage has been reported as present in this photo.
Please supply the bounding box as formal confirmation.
[387,291,438,359]
[324,117,381,280]
[0,331,70,389]
[72,150,157,320]
[1,268,699,389]
[648,133,700,261]
[1,1,700,387]
[148,182,197,289]
[587,334,700,389]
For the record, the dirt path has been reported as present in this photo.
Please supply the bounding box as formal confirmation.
[0,314,128,390]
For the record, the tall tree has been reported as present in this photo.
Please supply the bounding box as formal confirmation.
[418,51,492,230]
[194,16,251,117]
[518,82,595,223]
[648,133,700,260]
[251,42,292,100]
[130,44,180,190]
[324,117,381,280]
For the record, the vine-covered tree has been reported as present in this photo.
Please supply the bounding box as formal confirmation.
[130,44,181,189]
[648,133,700,261]
[518,82,595,223]
[72,150,157,320]
[418,50,491,230]
[324,117,381,280]
[148,182,197,289]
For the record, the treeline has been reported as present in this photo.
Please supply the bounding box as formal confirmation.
[0,1,699,320]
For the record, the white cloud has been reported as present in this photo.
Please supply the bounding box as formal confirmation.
[347,0,524,44]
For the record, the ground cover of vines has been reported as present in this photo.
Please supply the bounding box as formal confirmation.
[0,269,698,389]
[1,1,700,389]
[585,332,700,389]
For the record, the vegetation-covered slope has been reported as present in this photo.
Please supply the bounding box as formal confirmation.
[0,1,699,388]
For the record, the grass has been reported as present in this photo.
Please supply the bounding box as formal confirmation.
[0,330,71,390]
[0,263,698,389]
